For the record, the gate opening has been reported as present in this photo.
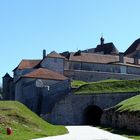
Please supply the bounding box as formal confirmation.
[84,105,103,126]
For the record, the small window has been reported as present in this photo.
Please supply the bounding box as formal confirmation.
[120,66,126,74]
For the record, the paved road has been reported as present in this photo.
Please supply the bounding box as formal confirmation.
[33,126,132,140]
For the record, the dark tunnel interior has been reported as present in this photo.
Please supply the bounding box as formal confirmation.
[84,105,103,126]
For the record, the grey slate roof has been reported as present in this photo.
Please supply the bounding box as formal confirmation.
[95,43,119,55]
[124,38,140,57]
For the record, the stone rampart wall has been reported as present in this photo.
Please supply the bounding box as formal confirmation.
[64,70,140,82]
[46,92,139,125]
[101,108,140,133]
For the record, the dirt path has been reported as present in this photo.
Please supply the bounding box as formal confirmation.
[33,126,132,140]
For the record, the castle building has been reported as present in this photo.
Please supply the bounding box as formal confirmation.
[2,37,140,116]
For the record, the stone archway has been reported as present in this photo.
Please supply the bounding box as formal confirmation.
[84,105,103,126]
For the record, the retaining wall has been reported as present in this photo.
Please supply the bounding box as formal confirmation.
[64,70,140,82]
[44,92,139,125]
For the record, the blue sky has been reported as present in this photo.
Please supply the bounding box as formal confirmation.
[1,0,140,85]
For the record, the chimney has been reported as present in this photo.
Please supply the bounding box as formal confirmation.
[43,49,46,58]
[119,53,124,63]
[100,36,104,45]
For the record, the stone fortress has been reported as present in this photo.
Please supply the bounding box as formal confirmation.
[2,37,140,125]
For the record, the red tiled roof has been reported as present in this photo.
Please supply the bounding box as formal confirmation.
[16,60,41,70]
[23,68,68,81]
[69,53,119,63]
[69,52,136,65]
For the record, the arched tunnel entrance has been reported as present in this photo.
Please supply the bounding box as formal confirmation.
[84,105,103,126]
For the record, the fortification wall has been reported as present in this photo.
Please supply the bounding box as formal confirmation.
[68,61,120,73]
[65,61,140,76]
[45,92,139,125]
[101,108,140,133]
[127,66,140,75]
[40,79,71,114]
[15,78,70,115]
[64,70,140,82]
[15,78,39,113]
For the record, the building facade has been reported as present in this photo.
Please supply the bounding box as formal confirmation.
[2,38,140,116]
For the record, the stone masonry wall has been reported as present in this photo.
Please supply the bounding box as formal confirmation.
[101,108,140,133]
[15,78,39,113]
[13,69,35,82]
[45,92,139,125]
[64,70,140,82]
[41,57,64,74]
[15,78,70,115]
[66,61,140,75]
[40,79,71,114]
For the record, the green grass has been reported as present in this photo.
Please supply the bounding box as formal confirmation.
[74,79,140,94]
[71,80,87,88]
[0,101,68,140]
[115,94,140,112]
[71,79,120,88]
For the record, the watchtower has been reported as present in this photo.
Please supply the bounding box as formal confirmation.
[3,73,13,100]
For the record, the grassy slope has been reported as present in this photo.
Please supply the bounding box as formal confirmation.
[73,79,140,94]
[100,95,140,140]
[71,80,87,88]
[0,101,68,140]
[115,94,140,112]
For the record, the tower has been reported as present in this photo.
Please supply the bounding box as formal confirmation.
[43,49,46,59]
[3,73,13,100]
[100,36,104,45]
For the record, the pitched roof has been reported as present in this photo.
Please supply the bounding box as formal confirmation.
[95,43,119,55]
[69,52,136,65]
[124,38,140,57]
[15,59,41,70]
[23,68,68,81]
[47,51,65,59]
[60,51,71,59]
[69,52,119,63]
[3,73,12,78]
[82,48,95,53]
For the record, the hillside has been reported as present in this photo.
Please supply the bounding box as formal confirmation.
[115,94,140,112]
[0,101,68,140]
[73,79,140,94]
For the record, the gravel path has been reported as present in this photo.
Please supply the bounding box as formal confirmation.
[33,126,132,140]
